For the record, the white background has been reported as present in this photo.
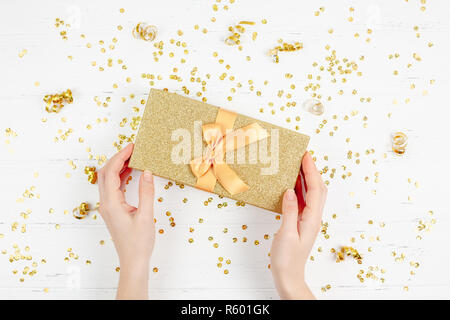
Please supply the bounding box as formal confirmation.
[0,0,449,299]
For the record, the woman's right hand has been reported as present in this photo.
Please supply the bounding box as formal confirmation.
[270,152,327,299]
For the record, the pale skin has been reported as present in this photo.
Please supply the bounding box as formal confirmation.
[98,143,326,300]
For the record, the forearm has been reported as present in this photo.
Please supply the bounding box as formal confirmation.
[116,262,149,300]
[279,281,316,300]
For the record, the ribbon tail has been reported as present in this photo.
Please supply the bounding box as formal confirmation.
[213,163,249,196]
[195,167,217,192]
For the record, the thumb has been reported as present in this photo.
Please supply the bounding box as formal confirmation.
[280,189,299,232]
[137,170,155,218]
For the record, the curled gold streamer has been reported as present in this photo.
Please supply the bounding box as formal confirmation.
[132,22,157,42]
[43,89,73,113]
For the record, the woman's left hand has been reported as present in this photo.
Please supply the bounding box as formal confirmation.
[98,143,155,299]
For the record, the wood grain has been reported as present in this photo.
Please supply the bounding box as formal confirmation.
[0,0,449,299]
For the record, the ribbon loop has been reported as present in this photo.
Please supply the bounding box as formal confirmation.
[189,109,269,196]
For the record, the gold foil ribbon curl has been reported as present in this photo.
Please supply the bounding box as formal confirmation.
[225,21,255,46]
[84,166,98,184]
[73,202,90,220]
[335,246,363,264]
[391,132,408,155]
[269,41,303,63]
[132,22,157,41]
[43,89,73,113]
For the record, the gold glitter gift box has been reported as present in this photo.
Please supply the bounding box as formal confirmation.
[129,89,309,213]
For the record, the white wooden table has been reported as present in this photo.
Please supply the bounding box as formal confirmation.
[1,0,449,299]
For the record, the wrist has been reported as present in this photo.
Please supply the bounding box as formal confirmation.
[119,258,150,277]
[280,280,312,300]
[117,258,150,300]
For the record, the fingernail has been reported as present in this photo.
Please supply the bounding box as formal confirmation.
[285,189,296,200]
[143,170,152,182]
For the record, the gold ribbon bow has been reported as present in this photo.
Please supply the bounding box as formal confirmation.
[190,109,269,195]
